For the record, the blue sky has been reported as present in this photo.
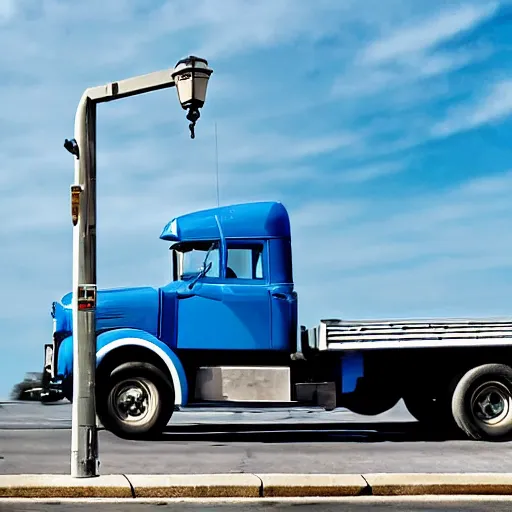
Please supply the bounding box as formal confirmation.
[2,0,512,398]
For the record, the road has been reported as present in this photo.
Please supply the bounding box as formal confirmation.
[2,497,512,512]
[2,401,512,474]
[0,400,411,429]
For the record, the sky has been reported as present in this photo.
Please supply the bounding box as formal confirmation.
[2,0,512,398]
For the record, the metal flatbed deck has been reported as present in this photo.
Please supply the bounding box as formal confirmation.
[306,317,512,351]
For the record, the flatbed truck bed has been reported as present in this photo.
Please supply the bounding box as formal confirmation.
[307,318,512,351]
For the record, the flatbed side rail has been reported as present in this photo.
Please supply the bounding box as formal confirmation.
[306,318,512,351]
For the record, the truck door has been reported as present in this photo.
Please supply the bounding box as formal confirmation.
[176,240,272,350]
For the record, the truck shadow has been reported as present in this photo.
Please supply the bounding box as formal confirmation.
[153,421,470,443]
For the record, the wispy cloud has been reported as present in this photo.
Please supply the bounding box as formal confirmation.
[333,2,498,101]
[191,0,345,59]
[431,79,512,137]
[359,2,498,64]
[0,0,15,23]
[325,1,512,185]
[332,46,490,99]
[335,161,407,184]
[211,130,363,166]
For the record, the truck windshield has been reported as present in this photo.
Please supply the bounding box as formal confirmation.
[180,242,220,279]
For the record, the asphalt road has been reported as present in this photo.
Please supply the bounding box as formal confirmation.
[2,401,512,474]
[0,400,412,429]
[2,498,512,512]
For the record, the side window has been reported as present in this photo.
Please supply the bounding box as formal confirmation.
[226,244,264,280]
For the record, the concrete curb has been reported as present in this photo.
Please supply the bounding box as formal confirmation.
[259,474,367,497]
[0,475,132,498]
[366,473,512,496]
[3,473,512,498]
[127,474,261,498]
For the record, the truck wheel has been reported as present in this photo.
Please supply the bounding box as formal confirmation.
[343,387,401,416]
[403,394,437,423]
[97,361,175,439]
[451,364,512,441]
[403,392,455,429]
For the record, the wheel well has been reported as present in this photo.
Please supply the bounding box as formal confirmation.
[97,345,173,387]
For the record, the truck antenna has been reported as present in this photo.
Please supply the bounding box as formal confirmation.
[215,121,220,207]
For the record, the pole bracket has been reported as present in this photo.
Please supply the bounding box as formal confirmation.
[77,284,97,311]
[71,185,82,226]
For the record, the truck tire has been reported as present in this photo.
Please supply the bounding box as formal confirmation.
[344,395,400,415]
[343,385,401,416]
[403,394,437,423]
[403,391,455,430]
[451,363,512,441]
[96,361,175,439]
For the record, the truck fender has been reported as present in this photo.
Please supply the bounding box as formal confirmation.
[96,328,188,406]
[56,329,188,406]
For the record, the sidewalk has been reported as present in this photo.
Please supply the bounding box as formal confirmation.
[3,473,512,498]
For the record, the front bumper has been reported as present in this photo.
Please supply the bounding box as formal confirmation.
[40,343,65,402]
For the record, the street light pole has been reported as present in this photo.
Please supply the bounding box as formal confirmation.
[65,58,213,478]
[69,95,98,479]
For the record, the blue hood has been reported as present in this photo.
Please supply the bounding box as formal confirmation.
[52,286,160,337]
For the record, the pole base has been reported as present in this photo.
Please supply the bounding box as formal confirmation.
[71,425,100,478]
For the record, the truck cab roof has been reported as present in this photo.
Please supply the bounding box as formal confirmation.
[159,201,291,243]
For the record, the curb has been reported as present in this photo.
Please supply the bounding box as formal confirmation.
[366,473,512,496]
[0,475,132,498]
[2,473,512,498]
[128,474,261,498]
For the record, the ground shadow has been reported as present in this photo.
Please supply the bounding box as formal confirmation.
[144,421,470,443]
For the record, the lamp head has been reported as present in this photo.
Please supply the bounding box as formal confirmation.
[172,56,213,139]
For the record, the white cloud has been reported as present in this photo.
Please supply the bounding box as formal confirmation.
[335,161,406,183]
[0,0,15,23]
[291,200,368,230]
[205,130,363,167]
[191,0,345,59]
[332,47,488,99]
[432,80,512,137]
[327,0,500,165]
[359,2,498,64]
[333,1,497,101]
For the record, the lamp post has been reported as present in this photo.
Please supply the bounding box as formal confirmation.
[64,56,213,478]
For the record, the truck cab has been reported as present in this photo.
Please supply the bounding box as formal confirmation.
[160,200,297,353]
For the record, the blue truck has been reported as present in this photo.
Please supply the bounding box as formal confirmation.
[41,201,512,441]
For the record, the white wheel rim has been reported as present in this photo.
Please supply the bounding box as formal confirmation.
[108,377,158,427]
[470,380,511,427]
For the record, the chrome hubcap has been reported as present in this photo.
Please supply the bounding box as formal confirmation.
[117,386,147,417]
[471,381,510,425]
[110,378,155,424]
